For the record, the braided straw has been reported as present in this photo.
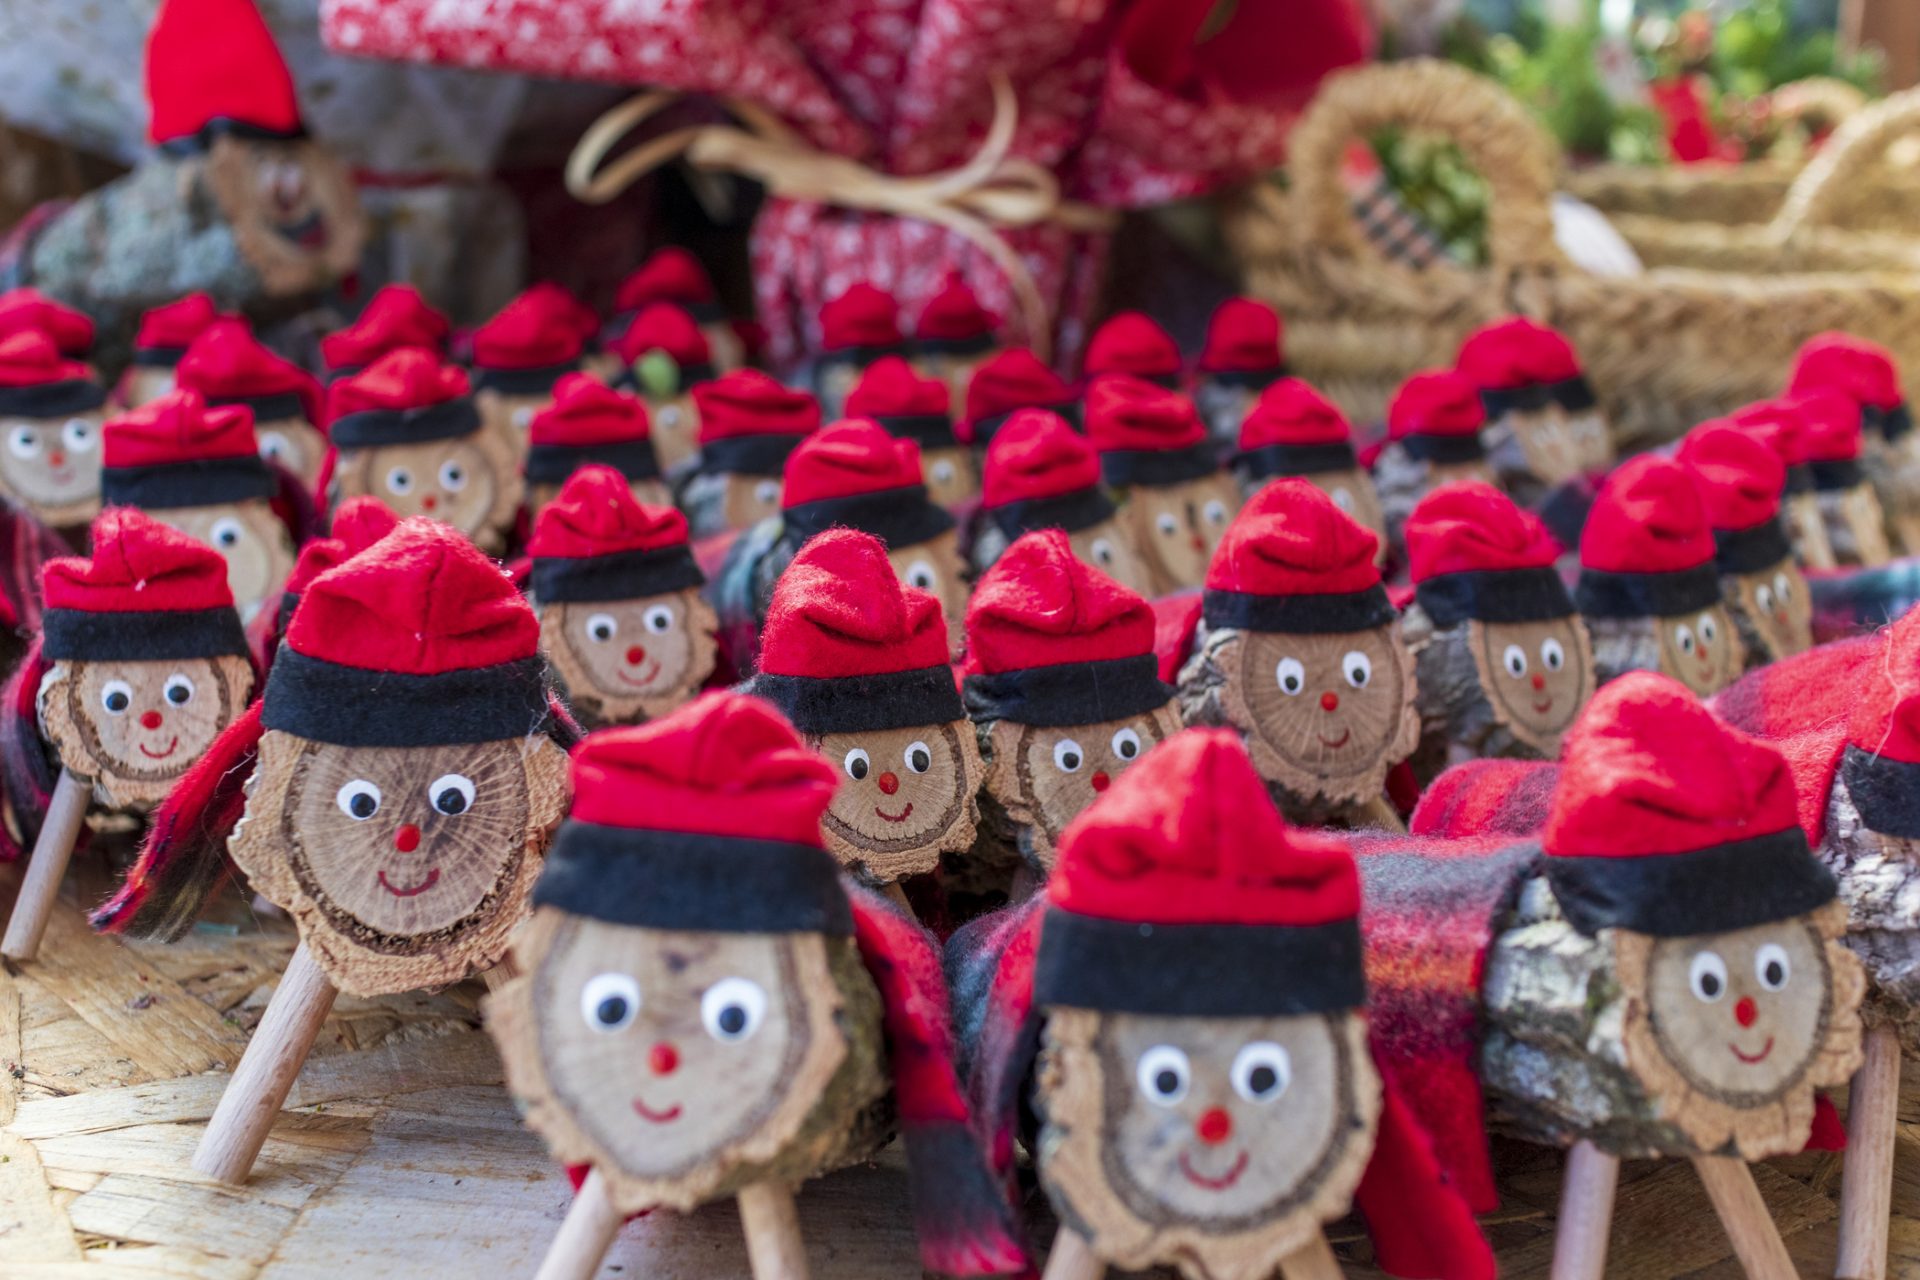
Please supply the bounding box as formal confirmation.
[1772,85,1920,240]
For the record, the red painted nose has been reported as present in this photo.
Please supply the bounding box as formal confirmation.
[421,494,438,512]
[1195,1107,1233,1145]
[625,645,647,666]
[1734,996,1758,1028]
[649,1042,679,1076]
[47,450,64,467]
[1531,673,1546,691]
[1190,534,1205,553]
[394,823,421,853]
[877,771,900,795]
[140,710,163,730]
[1320,691,1340,712]
[1090,771,1111,792]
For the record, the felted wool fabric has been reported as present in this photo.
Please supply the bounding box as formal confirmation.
[691,370,821,475]
[471,284,589,394]
[0,287,94,356]
[320,284,451,377]
[0,329,105,414]
[819,282,907,358]
[846,357,957,451]
[1789,332,1910,441]
[608,303,715,389]
[1201,476,1392,632]
[1411,758,1559,840]
[961,349,1078,446]
[525,374,660,489]
[1387,369,1486,460]
[100,389,274,511]
[325,347,472,431]
[527,464,702,604]
[1453,316,1593,410]
[611,248,724,328]
[1575,454,1719,618]
[1405,481,1572,627]
[1711,626,1884,740]
[1083,374,1213,489]
[778,419,953,547]
[914,272,998,354]
[979,409,1110,538]
[1234,378,1356,480]
[41,506,247,662]
[1197,297,1285,381]
[175,318,323,428]
[145,0,303,147]
[1676,421,1789,548]
[1082,311,1181,387]
[255,495,401,662]
[131,293,220,368]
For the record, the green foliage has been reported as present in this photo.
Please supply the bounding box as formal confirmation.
[1370,128,1491,266]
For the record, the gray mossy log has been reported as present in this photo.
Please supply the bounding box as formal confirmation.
[1816,486,1893,567]
[1402,604,1536,761]
[966,717,1043,882]
[1822,778,1920,1056]
[1584,615,1661,687]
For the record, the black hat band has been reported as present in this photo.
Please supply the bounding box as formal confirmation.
[102,456,276,509]
[0,379,106,419]
[1236,440,1357,479]
[1480,376,1596,418]
[1713,520,1794,576]
[473,360,579,398]
[1841,744,1920,840]
[262,648,550,747]
[988,486,1115,541]
[1544,828,1835,938]
[43,606,248,663]
[1807,459,1865,491]
[525,439,661,486]
[1200,365,1285,391]
[131,347,188,369]
[330,398,481,449]
[783,486,956,549]
[1573,563,1722,619]
[206,390,310,423]
[530,545,704,605]
[963,653,1173,728]
[1202,584,1396,635]
[1100,444,1218,488]
[745,663,964,736]
[873,412,959,450]
[1865,404,1912,442]
[969,402,1081,447]
[156,117,307,157]
[913,333,994,357]
[1414,566,1575,628]
[1399,432,1486,465]
[699,432,805,477]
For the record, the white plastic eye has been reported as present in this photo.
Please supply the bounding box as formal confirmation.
[1502,644,1528,678]
[1541,637,1566,671]
[99,679,133,715]
[1156,511,1180,537]
[511,406,534,430]
[1754,584,1775,614]
[1135,1044,1191,1106]
[1773,571,1793,604]
[163,673,195,706]
[931,459,956,484]
[1755,943,1791,991]
[1697,612,1718,646]
[701,976,768,1042]
[259,431,291,463]
[1111,727,1142,761]
[1689,950,1728,1002]
[1052,738,1085,773]
[7,427,38,459]
[904,559,937,592]
[657,405,683,429]
[1343,650,1372,688]
[385,466,414,496]
[1331,487,1355,513]
[210,516,243,549]
[438,460,468,492]
[61,418,95,452]
[1090,537,1117,567]
[580,972,641,1033]
[1231,1041,1292,1103]
[1275,657,1306,695]
[754,479,780,506]
[335,779,382,821]
[585,612,618,643]
[843,747,870,781]
[904,740,933,774]
[1673,623,1697,655]
[1203,498,1229,527]
[429,773,475,816]
[643,605,675,634]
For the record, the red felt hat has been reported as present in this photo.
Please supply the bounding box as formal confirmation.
[1389,369,1486,440]
[528,373,649,448]
[1406,481,1560,582]
[846,356,950,419]
[963,348,1076,439]
[692,370,819,443]
[283,496,400,599]
[608,302,711,369]
[472,285,589,372]
[326,348,469,422]
[782,419,926,508]
[966,528,1154,674]
[1198,297,1284,375]
[134,293,223,357]
[528,464,689,561]
[1084,374,1206,455]
[613,247,718,315]
[176,318,322,423]
[1084,312,1181,383]
[320,285,450,372]
[914,272,997,344]
[1729,397,1812,467]
[1205,476,1383,599]
[820,283,904,354]
[1788,332,1902,411]
[1455,317,1582,391]
[0,329,94,390]
[1238,378,1351,449]
[0,288,93,357]
[103,389,257,469]
[1578,454,1714,576]
[44,506,236,615]
[1675,420,1787,533]
[757,528,952,680]
[980,409,1102,509]
[1787,388,1864,464]
[145,0,303,147]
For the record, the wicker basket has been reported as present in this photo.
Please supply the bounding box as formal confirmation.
[1225,60,1920,446]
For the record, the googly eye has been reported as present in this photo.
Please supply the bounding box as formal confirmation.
[1203,498,1229,527]
[643,605,675,634]
[7,426,38,459]
[931,460,956,484]
[100,679,133,715]
[754,479,780,506]
[1052,738,1084,773]
[429,773,475,816]
[1135,1044,1191,1106]
[1343,650,1372,688]
[585,612,618,643]
[1155,511,1180,537]
[210,516,243,549]
[1541,637,1566,671]
[1755,943,1791,991]
[1111,727,1142,761]
[1231,1041,1292,1103]
[1673,623,1697,655]
[385,466,414,496]
[259,431,291,463]
[61,419,95,452]
[580,972,641,1033]
[701,976,768,1042]
[164,674,195,706]
[1090,537,1116,567]
[1275,657,1306,696]
[438,460,467,492]
[335,779,382,821]
[1502,644,1528,678]
[1689,950,1728,1002]
[843,748,870,782]
[1773,571,1793,604]
[511,406,534,430]
[1331,487,1355,513]
[658,405,683,429]
[904,740,933,774]
[903,559,937,592]
[1755,584,1775,614]
[1697,612,1718,646]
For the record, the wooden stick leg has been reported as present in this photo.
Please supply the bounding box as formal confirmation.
[1551,1140,1621,1280]
[736,1180,808,1280]
[1691,1156,1797,1280]
[535,1167,622,1280]
[1836,1024,1902,1280]
[879,881,913,913]
[1278,1230,1345,1280]
[2,768,92,962]
[1040,1227,1105,1280]
[191,942,338,1184]
[480,956,517,991]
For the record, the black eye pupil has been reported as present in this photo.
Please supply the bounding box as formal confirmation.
[350,793,377,819]
[911,748,930,771]
[168,685,189,704]
[1120,741,1136,758]
[596,996,627,1026]
[436,788,468,815]
[106,692,128,711]
[1154,1069,1179,1096]
[850,758,868,780]
[718,1005,746,1035]
[1766,962,1784,985]
[1701,972,1721,997]
[593,625,611,639]
[1249,1065,1277,1093]
[1063,752,1080,770]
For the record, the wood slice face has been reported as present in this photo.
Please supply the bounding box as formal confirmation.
[816,363,861,421]
[919,446,979,511]
[639,393,700,475]
[540,591,719,728]
[232,729,567,995]
[333,424,523,554]
[917,350,995,411]
[152,500,296,627]
[700,322,746,375]
[719,473,784,532]
[886,530,970,658]
[1427,458,1501,492]
[1297,469,1388,567]
[1784,492,1836,569]
[1037,1007,1381,1280]
[1652,604,1744,697]
[1488,405,1590,490]
[1615,901,1866,1159]
[1222,627,1420,808]
[203,136,363,294]
[476,387,551,443]
[813,721,984,882]
[984,704,1183,870]
[1067,517,1157,601]
[1725,561,1814,664]
[39,655,254,811]
[120,365,176,410]
[0,408,105,527]
[1465,616,1595,756]
[254,414,328,493]
[1116,475,1242,597]
[1821,483,1895,568]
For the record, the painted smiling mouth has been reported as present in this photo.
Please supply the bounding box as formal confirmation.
[876,803,915,824]
[1178,1149,1250,1191]
[137,736,180,760]
[275,211,327,249]
[1318,729,1351,749]
[1730,1036,1774,1065]
[1532,696,1554,714]
[615,659,663,688]
[377,867,441,898]
[633,1098,683,1123]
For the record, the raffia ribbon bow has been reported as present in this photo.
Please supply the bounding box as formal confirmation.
[565,75,1115,361]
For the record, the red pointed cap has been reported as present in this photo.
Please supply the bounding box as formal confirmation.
[1085,311,1181,381]
[1455,316,1583,391]
[782,419,925,508]
[965,528,1154,674]
[981,409,1101,509]
[1390,369,1486,439]
[284,496,400,597]
[963,348,1075,434]
[820,283,904,353]
[1788,332,1903,410]
[1048,727,1359,927]
[914,272,996,343]
[0,288,94,357]
[1676,420,1786,533]
[1085,375,1206,455]
[288,518,538,674]
[1405,481,1560,583]
[692,370,819,443]
[1850,612,1920,764]
[1579,455,1715,575]
[614,247,717,314]
[177,318,321,422]
[473,285,589,371]
[608,302,710,369]
[1239,378,1352,449]
[135,293,223,355]
[568,691,836,845]
[145,0,303,146]
[326,348,469,421]
[757,528,951,679]
[320,286,451,372]
[1729,397,1812,466]
[1788,388,1864,464]
[44,506,234,614]
[103,389,257,468]
[0,330,93,389]
[1198,297,1284,374]
[1205,477,1382,597]
[846,355,949,419]
[528,464,688,561]
[528,373,649,448]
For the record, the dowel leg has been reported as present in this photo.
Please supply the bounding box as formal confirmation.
[2,768,91,961]
[480,957,516,991]
[192,942,338,1184]
[737,1180,808,1280]
[1278,1230,1345,1280]
[535,1167,621,1280]
[1692,1156,1798,1280]
[880,881,913,913]
[1836,1024,1902,1280]
[1552,1140,1620,1280]
[1041,1227,1105,1280]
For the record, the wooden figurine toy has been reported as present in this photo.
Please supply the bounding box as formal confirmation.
[962,529,1181,874]
[1084,311,1182,390]
[911,272,1003,408]
[325,347,523,554]
[1729,397,1841,572]
[1087,376,1242,597]
[1192,297,1287,452]
[121,293,220,408]
[605,247,742,375]
[961,347,1080,452]
[947,728,1493,1280]
[525,374,671,513]
[1371,369,1499,558]
[814,283,909,420]
[1674,421,1814,666]
[152,519,574,1183]
[245,496,399,676]
[1791,388,1894,569]
[529,466,716,728]
[1575,454,1744,695]
[0,508,255,960]
[471,283,594,440]
[1401,482,1595,763]
[684,370,820,537]
[319,284,451,383]
[175,317,327,494]
[0,329,108,532]
[1455,317,1614,503]
[487,692,1026,1280]
[1787,331,1920,555]
[1177,479,1419,828]
[100,390,298,626]
[974,409,1154,599]
[744,529,984,887]
[846,355,978,511]
[606,303,713,481]
[1231,379,1387,564]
